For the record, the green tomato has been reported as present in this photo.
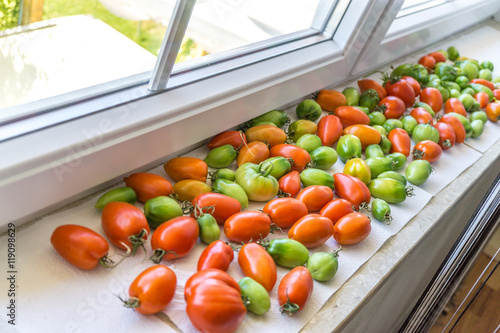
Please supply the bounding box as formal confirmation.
[379,135,392,155]
[469,111,488,124]
[337,134,362,163]
[212,178,249,208]
[342,87,360,106]
[382,119,403,134]
[458,94,480,113]
[309,146,338,170]
[263,156,291,180]
[427,74,439,82]
[372,125,387,136]
[296,99,322,121]
[210,168,235,183]
[196,213,220,245]
[300,168,334,189]
[449,88,461,98]
[368,178,408,203]
[306,249,341,282]
[437,86,450,102]
[492,76,500,84]
[371,198,393,224]
[354,106,370,115]
[479,69,492,81]
[480,60,494,71]
[426,78,441,89]
[144,196,183,229]
[386,152,407,171]
[378,170,407,186]
[295,134,322,153]
[412,124,440,144]
[412,64,429,84]
[460,61,479,80]
[414,102,435,116]
[405,160,432,185]
[288,119,318,141]
[359,89,380,111]
[470,119,484,138]
[252,121,277,127]
[249,109,289,128]
[204,144,237,168]
[455,75,470,90]
[266,238,309,268]
[95,187,136,209]
[369,111,386,126]
[470,83,494,101]
[461,87,476,96]
[435,63,458,81]
[239,277,271,315]
[391,63,415,78]
[235,162,279,202]
[365,144,384,158]
[365,157,393,179]
[401,115,418,136]
[447,46,459,61]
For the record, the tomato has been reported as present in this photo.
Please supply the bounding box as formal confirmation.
[236,141,270,166]
[185,268,241,301]
[412,123,440,144]
[470,111,488,124]
[238,277,271,315]
[418,55,436,70]
[475,92,490,109]
[343,157,371,185]
[333,212,371,245]
[368,178,408,203]
[401,75,421,96]
[150,216,199,262]
[278,266,314,315]
[124,265,176,315]
[295,134,322,153]
[384,79,415,108]
[493,89,500,100]
[444,98,467,117]
[172,180,211,202]
[300,168,334,189]
[238,243,277,292]
[365,144,384,158]
[269,144,310,172]
[288,214,334,248]
[319,198,354,225]
[163,157,208,183]
[249,109,289,128]
[263,197,308,229]
[388,128,411,157]
[357,78,387,99]
[296,99,323,121]
[342,87,360,106]
[212,179,248,209]
[413,140,442,163]
[101,202,149,254]
[296,185,334,212]
[307,249,341,282]
[420,87,443,112]
[438,114,466,143]
[191,193,241,225]
[336,134,362,163]
[410,107,434,124]
[365,157,393,178]
[342,124,382,149]
[316,114,343,146]
[486,102,500,122]
[315,89,347,112]
[51,224,111,270]
[207,130,246,150]
[235,162,279,201]
[377,96,406,119]
[386,152,407,171]
[470,78,495,91]
[405,160,432,185]
[265,238,309,268]
[371,198,393,224]
[333,173,371,210]
[334,106,371,128]
[123,173,173,203]
[288,119,318,142]
[204,145,237,169]
[224,211,272,243]
[278,170,302,197]
[95,187,137,209]
[245,124,287,148]
[428,51,446,63]
[359,89,380,111]
[309,146,338,170]
[197,240,234,272]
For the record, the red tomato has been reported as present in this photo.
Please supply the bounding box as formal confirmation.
[470,79,495,91]
[444,98,467,117]
[319,198,354,225]
[270,144,310,172]
[493,89,500,100]
[410,107,434,124]
[278,266,314,315]
[237,141,270,166]
[125,265,176,315]
[51,224,110,270]
[333,173,371,210]
[238,243,277,292]
[333,212,371,245]
[288,214,334,248]
[420,87,443,112]
[224,211,272,243]
[263,197,308,229]
[342,124,382,149]
[377,96,406,119]
[185,268,241,301]
[123,173,173,203]
[150,216,199,262]
[438,114,466,143]
[357,79,387,99]
[245,125,287,148]
[413,140,442,163]
[296,185,334,211]
[191,192,241,225]
[101,202,149,253]
[384,79,415,108]
[278,170,302,197]
[401,76,421,96]
[418,55,436,70]
[207,130,247,150]
[475,92,489,109]
[486,102,500,122]
[334,106,371,128]
[434,122,456,150]
[163,157,208,182]
[428,51,446,63]
[388,128,411,157]
[316,114,343,146]
[197,240,234,272]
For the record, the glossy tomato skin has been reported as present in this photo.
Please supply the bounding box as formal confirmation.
[486,102,500,122]
[439,114,466,143]
[245,125,287,148]
[127,265,176,315]
[319,198,354,225]
[296,185,334,212]
[385,79,415,108]
[420,87,443,112]
[316,114,343,146]
[278,171,302,197]
[288,214,334,248]
[51,224,109,270]
[434,122,456,150]
[316,89,347,112]
[413,140,442,163]
[388,128,411,157]
[191,192,241,225]
[224,211,272,243]
[444,98,467,117]
[333,212,371,245]
[236,141,270,166]
[263,197,308,229]
[173,180,212,202]
[410,107,433,124]
[238,243,277,292]
[342,124,382,149]
[163,157,208,182]
[401,76,421,96]
[101,202,149,251]
[475,92,489,109]
[358,79,387,99]
[197,240,234,272]
[185,268,241,301]
[334,106,371,128]
[418,55,436,69]
[123,173,173,203]
[377,96,406,119]
[150,216,199,261]
[333,173,371,210]
[270,144,310,172]
[278,266,314,315]
[207,130,247,150]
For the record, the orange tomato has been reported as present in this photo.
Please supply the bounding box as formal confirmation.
[296,185,334,212]
[418,55,436,70]
[224,211,272,243]
[245,125,287,147]
[278,170,302,197]
[288,214,334,248]
[316,114,343,146]
[173,179,212,202]
[434,122,456,150]
[263,197,308,229]
[470,79,495,91]
[357,79,387,99]
[475,92,490,109]
[185,268,241,301]
[444,98,467,117]
[238,243,277,292]
[163,157,208,182]
[191,192,241,225]
[342,124,382,149]
[413,140,442,163]
[333,173,371,210]
[316,89,347,112]
[320,198,354,225]
[236,141,269,166]
[439,114,466,143]
[378,96,406,119]
[150,216,199,262]
[197,240,234,272]
[278,266,314,315]
[269,144,310,172]
[334,106,371,128]
[419,87,443,112]
[388,128,411,157]
[486,102,500,122]
[207,130,247,150]
[333,212,371,245]
[427,51,446,63]
[410,107,434,124]
[123,173,173,203]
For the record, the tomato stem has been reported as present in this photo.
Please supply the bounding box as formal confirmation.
[406,186,416,197]
[332,246,343,258]
[127,228,149,257]
[280,291,300,316]
[121,296,140,310]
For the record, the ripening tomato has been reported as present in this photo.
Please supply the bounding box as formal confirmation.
[270,144,310,172]
[388,128,411,157]
[475,92,490,109]
[278,170,302,197]
[493,89,500,100]
[384,79,415,108]
[124,265,176,315]
[413,140,442,163]
[150,216,199,262]
[237,141,270,166]
[278,266,314,315]
[439,114,466,143]
[316,89,347,112]
[238,243,277,292]
[185,268,241,301]
[342,124,382,149]
[434,122,456,150]
[333,173,371,210]
[197,240,234,272]
[420,87,443,112]
[470,79,495,91]
[358,79,387,99]
[263,197,308,229]
[123,173,173,203]
[486,102,500,122]
[377,96,406,119]
[288,214,334,248]
[224,211,272,243]
[316,114,343,146]
[191,192,241,225]
[428,51,446,63]
[163,157,208,182]
[296,185,334,211]
[334,106,371,128]
[333,212,371,245]
[207,130,247,150]
[101,202,149,254]
[245,125,287,148]
[444,98,467,117]
[51,224,111,270]
[173,179,212,202]
[401,76,421,96]
[410,107,434,124]
[418,55,436,70]
[320,198,354,225]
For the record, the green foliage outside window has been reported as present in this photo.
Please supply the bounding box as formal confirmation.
[0,0,20,30]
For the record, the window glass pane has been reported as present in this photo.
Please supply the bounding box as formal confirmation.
[396,0,453,18]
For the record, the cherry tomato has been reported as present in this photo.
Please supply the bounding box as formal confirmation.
[150,216,199,262]
[224,211,272,243]
[333,212,371,245]
[384,79,415,108]
[296,185,334,211]
[438,114,466,143]
[288,214,334,248]
[237,141,270,166]
[342,124,382,149]
[420,87,443,112]
[333,173,371,210]
[316,114,343,146]
[163,157,208,182]
[357,78,387,99]
[185,268,241,301]
[101,202,149,254]
[238,243,277,292]
[413,140,442,163]
[123,173,173,203]
[401,75,421,96]
[410,107,433,124]
[270,144,310,172]
[377,96,406,119]
[388,128,411,157]
[428,51,446,63]
[418,55,436,70]
[316,89,347,112]
[486,102,500,122]
[334,106,371,128]
[173,179,212,202]
[124,265,176,315]
[207,130,247,150]
[278,266,314,315]
[444,98,467,117]
[320,198,354,225]
[278,170,302,197]
[475,92,490,109]
[197,240,234,272]
[263,197,308,229]
[245,125,287,148]
[434,122,456,150]
[51,224,111,270]
[191,192,241,225]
